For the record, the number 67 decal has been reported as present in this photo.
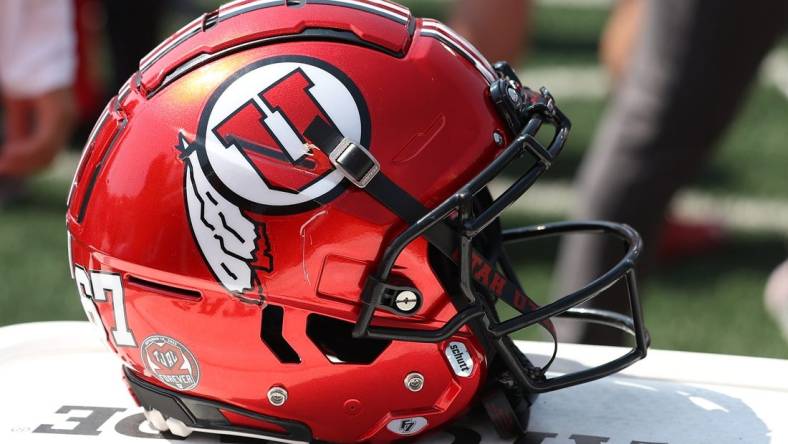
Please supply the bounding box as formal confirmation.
[73,265,136,347]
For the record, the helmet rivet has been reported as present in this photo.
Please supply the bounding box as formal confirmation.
[404,372,424,392]
[507,86,520,104]
[395,290,419,314]
[493,131,504,146]
[343,399,362,416]
[267,386,288,406]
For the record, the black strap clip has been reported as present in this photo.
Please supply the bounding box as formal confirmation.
[328,138,380,188]
[361,275,422,316]
[522,134,553,169]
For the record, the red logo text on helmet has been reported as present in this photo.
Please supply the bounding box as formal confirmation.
[181,55,372,215]
[140,335,200,391]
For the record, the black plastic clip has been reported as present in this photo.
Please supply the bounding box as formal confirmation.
[329,138,380,188]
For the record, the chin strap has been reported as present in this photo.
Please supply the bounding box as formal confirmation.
[481,383,530,439]
[478,341,544,439]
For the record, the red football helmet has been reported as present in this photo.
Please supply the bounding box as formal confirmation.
[66,1,648,442]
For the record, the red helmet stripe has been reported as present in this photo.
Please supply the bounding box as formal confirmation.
[421,19,497,84]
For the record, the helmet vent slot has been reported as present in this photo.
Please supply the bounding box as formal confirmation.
[306,315,390,364]
[261,305,301,364]
[127,276,201,299]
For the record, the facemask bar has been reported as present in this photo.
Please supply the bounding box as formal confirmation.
[351,92,565,343]
[494,221,648,392]
[351,66,649,393]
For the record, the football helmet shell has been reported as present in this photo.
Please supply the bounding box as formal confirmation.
[66,1,648,442]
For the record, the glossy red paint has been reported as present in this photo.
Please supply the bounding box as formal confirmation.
[67,1,506,442]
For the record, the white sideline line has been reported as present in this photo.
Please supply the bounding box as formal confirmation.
[518,48,788,101]
[519,65,610,99]
[489,180,788,236]
[763,50,788,100]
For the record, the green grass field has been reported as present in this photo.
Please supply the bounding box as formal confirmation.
[1,0,787,359]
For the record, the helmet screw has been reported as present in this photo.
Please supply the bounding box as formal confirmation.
[394,290,420,314]
[404,372,425,392]
[267,386,288,406]
[493,131,504,146]
[507,86,520,104]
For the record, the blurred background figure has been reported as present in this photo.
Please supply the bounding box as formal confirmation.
[75,0,203,137]
[73,0,105,138]
[0,0,77,206]
[601,0,726,264]
[598,0,643,82]
[554,0,788,345]
[449,0,532,66]
[103,0,165,96]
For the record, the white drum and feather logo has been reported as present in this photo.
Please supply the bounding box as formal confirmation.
[177,56,370,296]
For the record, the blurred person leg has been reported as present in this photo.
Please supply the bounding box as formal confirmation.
[104,0,164,93]
[0,88,77,177]
[599,0,645,82]
[0,0,77,192]
[73,0,107,140]
[554,0,788,345]
[601,0,727,264]
[0,95,32,204]
[449,0,532,65]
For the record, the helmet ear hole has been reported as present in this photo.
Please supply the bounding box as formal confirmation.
[306,315,390,364]
[261,305,301,364]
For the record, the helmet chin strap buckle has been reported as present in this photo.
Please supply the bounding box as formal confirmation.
[328,138,380,188]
